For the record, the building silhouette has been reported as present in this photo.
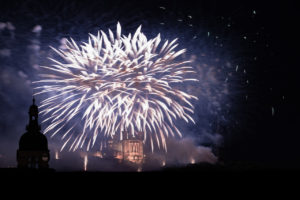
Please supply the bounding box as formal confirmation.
[17,97,50,169]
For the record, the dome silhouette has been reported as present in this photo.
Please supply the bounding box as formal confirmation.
[19,131,48,151]
[17,97,50,169]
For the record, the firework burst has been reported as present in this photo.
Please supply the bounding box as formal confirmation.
[34,23,198,152]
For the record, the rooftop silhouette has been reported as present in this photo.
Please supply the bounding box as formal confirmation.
[17,97,50,169]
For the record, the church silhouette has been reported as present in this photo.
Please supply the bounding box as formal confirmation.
[17,98,50,169]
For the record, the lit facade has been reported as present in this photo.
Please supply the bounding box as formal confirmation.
[102,131,144,165]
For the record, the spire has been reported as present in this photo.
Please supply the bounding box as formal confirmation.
[27,97,40,132]
[17,97,50,169]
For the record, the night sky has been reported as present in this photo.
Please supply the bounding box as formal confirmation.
[0,0,298,171]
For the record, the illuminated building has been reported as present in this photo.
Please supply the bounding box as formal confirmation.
[102,131,144,165]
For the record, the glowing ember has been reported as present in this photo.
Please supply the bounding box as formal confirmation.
[190,158,195,164]
[83,154,88,171]
[137,167,142,172]
[55,151,59,159]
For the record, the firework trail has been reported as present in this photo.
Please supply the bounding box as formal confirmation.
[83,154,88,171]
[34,23,198,152]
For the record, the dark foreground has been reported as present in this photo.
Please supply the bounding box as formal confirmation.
[1,162,299,184]
[1,163,299,196]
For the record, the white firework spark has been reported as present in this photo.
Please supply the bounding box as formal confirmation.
[34,23,198,152]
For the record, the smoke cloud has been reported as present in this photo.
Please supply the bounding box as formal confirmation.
[46,137,218,172]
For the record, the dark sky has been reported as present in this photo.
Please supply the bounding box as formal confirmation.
[0,0,298,169]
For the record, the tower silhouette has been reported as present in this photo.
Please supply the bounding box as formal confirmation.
[17,97,50,169]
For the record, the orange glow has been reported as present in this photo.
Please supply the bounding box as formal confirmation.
[93,151,103,158]
[190,158,195,164]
